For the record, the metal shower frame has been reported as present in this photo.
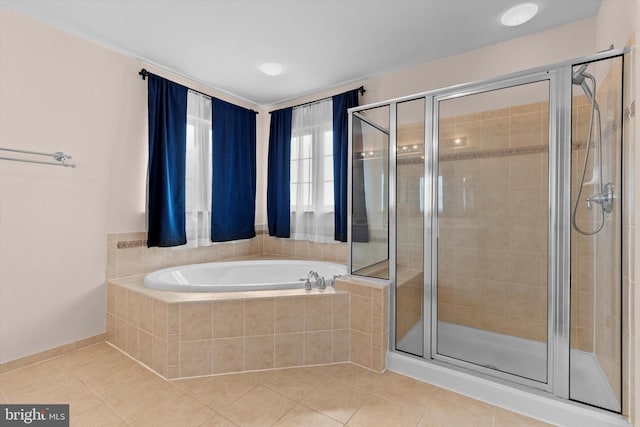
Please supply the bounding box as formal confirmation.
[347,47,626,405]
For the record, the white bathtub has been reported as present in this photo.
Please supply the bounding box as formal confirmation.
[143,259,347,292]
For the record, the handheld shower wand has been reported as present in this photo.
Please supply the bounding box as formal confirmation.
[571,63,614,236]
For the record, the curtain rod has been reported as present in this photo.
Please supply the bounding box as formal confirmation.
[269,86,366,114]
[139,69,259,115]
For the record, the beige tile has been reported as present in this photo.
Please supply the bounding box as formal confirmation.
[481,117,510,150]
[168,303,180,335]
[139,330,153,367]
[275,333,304,368]
[180,340,213,377]
[106,314,116,343]
[129,393,215,427]
[333,329,349,362]
[276,296,305,333]
[114,285,128,319]
[371,371,437,413]
[180,302,213,341]
[244,336,275,370]
[350,330,372,369]
[419,415,457,426]
[301,378,375,423]
[308,363,383,391]
[305,295,334,332]
[152,336,168,377]
[333,293,350,330]
[351,294,372,333]
[153,300,168,339]
[125,323,140,359]
[198,412,240,426]
[0,358,73,400]
[220,384,296,427]
[60,343,146,385]
[127,290,142,327]
[174,373,257,412]
[168,334,179,367]
[245,298,275,336]
[167,366,179,379]
[142,246,165,273]
[140,295,153,333]
[336,280,373,298]
[107,283,117,315]
[425,389,496,427]
[248,367,324,401]
[348,396,423,426]
[213,300,245,338]
[273,403,343,427]
[213,338,244,374]
[117,246,143,277]
[99,372,182,422]
[71,404,126,427]
[494,407,554,427]
[304,331,333,365]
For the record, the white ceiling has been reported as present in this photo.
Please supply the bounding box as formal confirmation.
[1,0,602,106]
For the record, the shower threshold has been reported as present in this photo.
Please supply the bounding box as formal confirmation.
[397,320,620,412]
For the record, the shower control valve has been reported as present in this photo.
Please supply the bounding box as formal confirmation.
[586,183,615,213]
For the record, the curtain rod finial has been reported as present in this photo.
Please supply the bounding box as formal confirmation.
[358,86,366,96]
[139,68,149,80]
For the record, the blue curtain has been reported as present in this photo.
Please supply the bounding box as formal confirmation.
[332,89,360,242]
[146,75,188,247]
[266,108,293,237]
[211,98,256,242]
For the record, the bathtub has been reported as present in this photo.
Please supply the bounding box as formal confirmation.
[143,259,347,292]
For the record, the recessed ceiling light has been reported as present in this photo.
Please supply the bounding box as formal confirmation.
[259,62,283,76]
[501,3,539,26]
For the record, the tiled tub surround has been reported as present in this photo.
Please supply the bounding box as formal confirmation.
[107,275,388,379]
[107,230,348,281]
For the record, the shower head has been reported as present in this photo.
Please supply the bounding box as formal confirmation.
[572,64,589,85]
[572,64,598,111]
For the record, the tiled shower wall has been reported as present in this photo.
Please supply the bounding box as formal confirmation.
[584,57,624,405]
[436,101,552,343]
[107,228,348,281]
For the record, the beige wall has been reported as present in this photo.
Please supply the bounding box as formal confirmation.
[0,7,260,363]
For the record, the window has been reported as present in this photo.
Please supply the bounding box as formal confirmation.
[290,99,335,242]
[183,90,213,247]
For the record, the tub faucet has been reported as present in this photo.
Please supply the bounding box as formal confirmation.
[306,271,320,291]
[331,275,342,288]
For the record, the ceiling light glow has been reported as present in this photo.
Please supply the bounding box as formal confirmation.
[260,62,283,76]
[501,3,538,26]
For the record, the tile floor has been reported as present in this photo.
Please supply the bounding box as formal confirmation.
[0,343,553,426]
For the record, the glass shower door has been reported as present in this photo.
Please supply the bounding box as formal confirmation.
[433,78,551,384]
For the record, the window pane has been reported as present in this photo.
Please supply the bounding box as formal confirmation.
[324,181,334,207]
[290,184,297,206]
[291,136,299,158]
[302,183,311,207]
[290,160,298,184]
[324,131,333,156]
[324,156,333,180]
[302,135,312,158]
[301,159,312,182]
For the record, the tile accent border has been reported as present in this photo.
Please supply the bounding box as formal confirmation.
[117,240,146,249]
[0,334,106,374]
[439,144,547,162]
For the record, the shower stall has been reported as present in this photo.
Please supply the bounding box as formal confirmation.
[348,49,627,418]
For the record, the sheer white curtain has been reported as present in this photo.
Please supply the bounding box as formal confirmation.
[184,90,212,248]
[290,99,334,242]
